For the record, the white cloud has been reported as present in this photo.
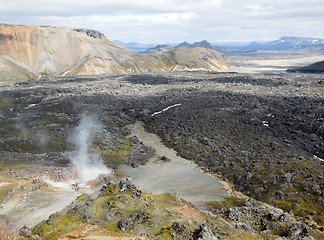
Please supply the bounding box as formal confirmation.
[0,0,323,43]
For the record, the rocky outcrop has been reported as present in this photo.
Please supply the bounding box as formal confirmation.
[197,224,219,240]
[73,28,109,41]
[209,198,316,239]
[19,226,41,240]
[31,178,261,239]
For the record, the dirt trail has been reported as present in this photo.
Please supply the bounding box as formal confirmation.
[118,121,228,209]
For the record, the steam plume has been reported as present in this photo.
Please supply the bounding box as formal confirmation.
[69,114,110,183]
[36,130,49,152]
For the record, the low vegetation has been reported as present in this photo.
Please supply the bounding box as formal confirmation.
[31,179,263,240]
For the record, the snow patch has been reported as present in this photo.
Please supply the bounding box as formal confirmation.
[314,155,324,162]
[262,120,269,127]
[151,103,182,117]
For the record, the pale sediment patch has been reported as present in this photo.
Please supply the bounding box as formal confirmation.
[0,164,110,229]
[229,53,324,74]
[118,121,229,209]
[0,182,11,188]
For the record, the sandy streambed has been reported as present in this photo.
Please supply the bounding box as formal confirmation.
[118,121,228,209]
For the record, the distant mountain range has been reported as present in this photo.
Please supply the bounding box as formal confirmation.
[229,36,324,51]
[0,24,229,82]
[114,37,324,53]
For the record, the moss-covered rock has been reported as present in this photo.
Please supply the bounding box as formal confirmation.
[31,179,263,240]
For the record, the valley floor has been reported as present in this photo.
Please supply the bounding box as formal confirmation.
[228,51,324,73]
[0,71,323,239]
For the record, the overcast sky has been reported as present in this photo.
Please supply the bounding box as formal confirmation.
[1,0,323,44]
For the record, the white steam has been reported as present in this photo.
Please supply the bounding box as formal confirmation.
[69,114,111,183]
[36,130,49,151]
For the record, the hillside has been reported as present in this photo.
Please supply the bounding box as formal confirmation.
[287,60,324,73]
[160,46,228,72]
[0,55,38,82]
[0,24,229,82]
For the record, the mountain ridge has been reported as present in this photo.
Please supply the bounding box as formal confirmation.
[144,40,227,54]
[0,24,229,82]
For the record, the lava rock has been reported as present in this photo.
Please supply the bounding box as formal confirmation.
[197,224,219,240]
[117,219,133,233]
[119,178,136,192]
[279,212,292,222]
[19,226,41,240]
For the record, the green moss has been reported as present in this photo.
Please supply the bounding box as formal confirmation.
[118,139,134,158]
[273,199,294,212]
[271,223,290,237]
[155,225,174,240]
[32,180,267,240]
[32,212,86,240]
[99,139,135,167]
[208,196,246,211]
[207,201,227,210]
[226,196,246,207]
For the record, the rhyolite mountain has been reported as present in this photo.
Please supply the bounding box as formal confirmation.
[0,24,229,82]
